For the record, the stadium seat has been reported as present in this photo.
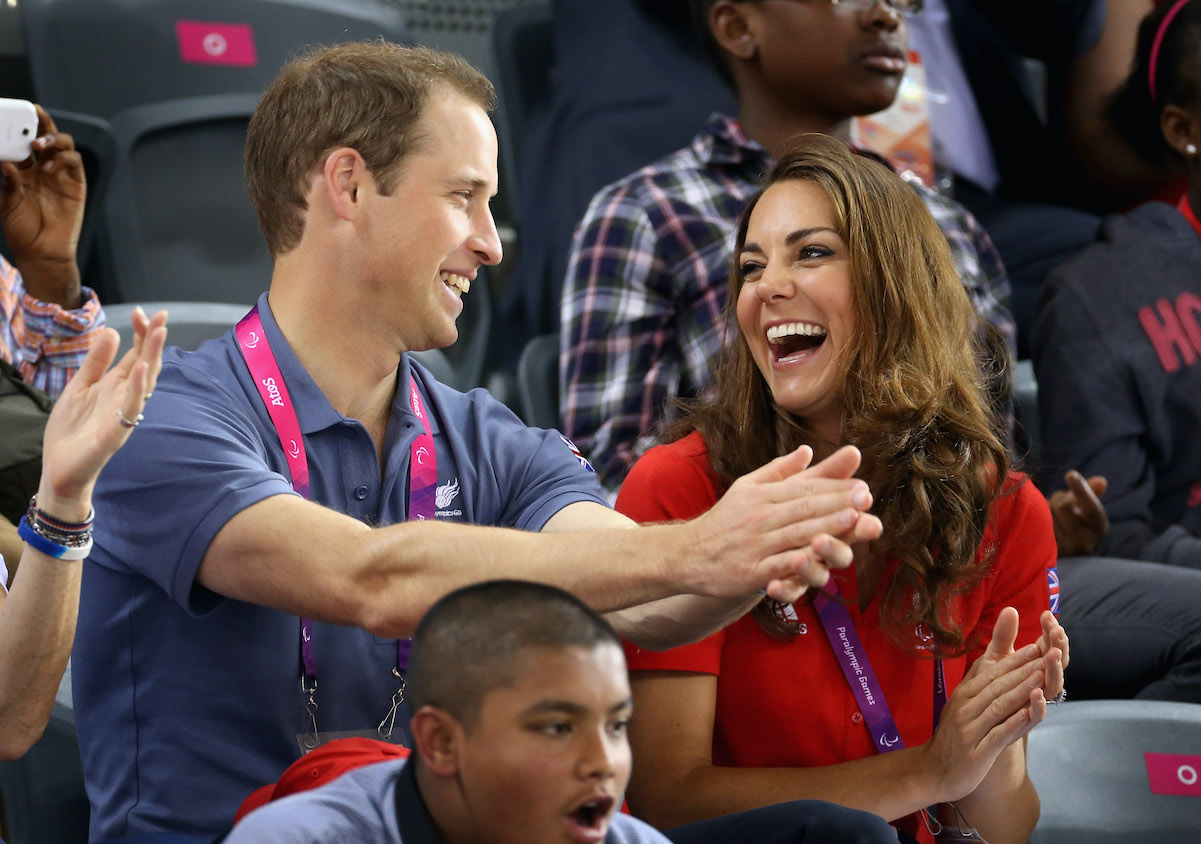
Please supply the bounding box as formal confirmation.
[1027,699,1201,842]
[493,0,735,367]
[516,332,559,429]
[104,300,247,353]
[102,95,267,305]
[491,2,553,218]
[21,0,410,118]
[1014,358,1040,464]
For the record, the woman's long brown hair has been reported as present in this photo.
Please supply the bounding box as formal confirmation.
[666,135,1011,655]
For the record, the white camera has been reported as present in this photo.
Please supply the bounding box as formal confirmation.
[0,99,38,163]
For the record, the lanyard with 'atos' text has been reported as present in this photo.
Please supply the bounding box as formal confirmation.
[236,306,437,749]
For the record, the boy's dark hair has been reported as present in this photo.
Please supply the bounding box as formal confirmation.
[406,580,621,729]
[1105,0,1201,167]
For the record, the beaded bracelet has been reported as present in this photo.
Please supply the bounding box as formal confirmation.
[19,494,95,561]
[17,516,92,561]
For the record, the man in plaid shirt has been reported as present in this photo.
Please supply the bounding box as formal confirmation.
[0,105,104,569]
[560,0,1014,496]
[0,105,104,400]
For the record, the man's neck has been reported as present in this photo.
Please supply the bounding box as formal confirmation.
[266,276,399,432]
[736,89,851,160]
[414,760,480,844]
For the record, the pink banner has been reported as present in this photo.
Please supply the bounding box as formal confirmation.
[176,21,257,67]
[1145,752,1201,796]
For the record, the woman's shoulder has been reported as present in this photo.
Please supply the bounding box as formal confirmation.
[616,430,724,523]
[988,471,1054,547]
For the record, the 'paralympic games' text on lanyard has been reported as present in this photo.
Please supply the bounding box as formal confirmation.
[236,306,437,752]
[813,587,987,843]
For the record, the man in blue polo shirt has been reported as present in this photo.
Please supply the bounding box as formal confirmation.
[74,43,883,838]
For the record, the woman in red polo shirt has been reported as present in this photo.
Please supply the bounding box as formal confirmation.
[617,135,1067,844]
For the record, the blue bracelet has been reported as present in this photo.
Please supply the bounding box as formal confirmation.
[17,515,92,561]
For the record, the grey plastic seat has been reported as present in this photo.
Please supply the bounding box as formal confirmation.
[104,300,248,354]
[1027,699,1201,842]
[106,299,457,394]
[21,0,411,118]
[99,94,268,306]
[516,332,559,429]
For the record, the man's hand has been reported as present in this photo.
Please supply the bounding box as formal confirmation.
[0,104,85,307]
[685,445,883,603]
[1047,470,1108,557]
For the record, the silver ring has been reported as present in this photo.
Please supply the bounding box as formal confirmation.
[117,410,144,429]
[1049,688,1067,705]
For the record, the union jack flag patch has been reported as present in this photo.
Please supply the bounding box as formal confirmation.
[558,434,595,473]
[1047,566,1060,616]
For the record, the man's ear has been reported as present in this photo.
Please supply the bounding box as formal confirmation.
[710,0,758,62]
[411,706,463,778]
[1161,104,1200,161]
[320,146,368,221]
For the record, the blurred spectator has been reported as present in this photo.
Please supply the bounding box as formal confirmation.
[0,307,163,759]
[0,104,104,397]
[1033,0,1201,701]
[0,104,105,577]
[903,1,1103,357]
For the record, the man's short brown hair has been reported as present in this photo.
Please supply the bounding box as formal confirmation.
[245,41,496,256]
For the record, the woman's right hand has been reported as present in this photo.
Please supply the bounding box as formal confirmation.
[920,608,1048,803]
[36,307,167,523]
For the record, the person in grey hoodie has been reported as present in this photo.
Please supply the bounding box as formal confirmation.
[1034,0,1201,702]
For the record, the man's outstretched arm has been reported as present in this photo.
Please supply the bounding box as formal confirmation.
[199,445,881,647]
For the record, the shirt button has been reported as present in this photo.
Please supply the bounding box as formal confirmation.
[355,486,368,500]
[851,711,864,725]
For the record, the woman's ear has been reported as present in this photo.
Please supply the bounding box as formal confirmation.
[1161,103,1201,160]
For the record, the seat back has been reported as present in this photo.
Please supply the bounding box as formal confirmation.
[1013,358,1040,464]
[102,95,267,305]
[104,300,248,354]
[516,332,559,429]
[496,0,735,364]
[1027,700,1201,842]
[0,110,117,300]
[21,0,410,118]
[491,3,553,216]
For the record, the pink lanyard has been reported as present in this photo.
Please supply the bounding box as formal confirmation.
[813,583,947,753]
[235,306,436,696]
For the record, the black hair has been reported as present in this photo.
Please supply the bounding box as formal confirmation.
[1105,0,1201,167]
[406,580,622,728]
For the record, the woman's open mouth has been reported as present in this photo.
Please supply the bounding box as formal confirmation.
[767,321,827,364]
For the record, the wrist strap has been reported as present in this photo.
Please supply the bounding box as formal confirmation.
[17,516,92,561]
